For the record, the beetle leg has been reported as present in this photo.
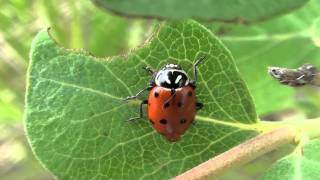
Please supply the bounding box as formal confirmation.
[128,100,148,121]
[193,56,206,83]
[190,56,206,88]
[196,102,203,111]
[189,80,196,89]
[124,66,156,101]
[124,84,154,101]
[124,87,148,101]
[143,66,156,75]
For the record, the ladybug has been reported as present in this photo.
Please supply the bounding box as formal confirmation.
[125,57,205,142]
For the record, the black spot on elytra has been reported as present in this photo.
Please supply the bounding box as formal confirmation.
[180,118,187,124]
[149,119,154,124]
[148,103,151,106]
[177,102,183,107]
[164,102,170,108]
[188,91,193,96]
[160,119,167,124]
[154,92,159,97]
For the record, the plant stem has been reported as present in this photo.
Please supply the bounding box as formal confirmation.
[174,117,320,179]
[174,127,298,180]
[299,118,320,139]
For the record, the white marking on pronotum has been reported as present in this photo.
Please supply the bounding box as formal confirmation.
[155,69,189,86]
[166,64,178,69]
[175,75,182,84]
[185,80,189,86]
[165,74,171,84]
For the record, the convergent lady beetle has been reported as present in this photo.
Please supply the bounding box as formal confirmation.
[125,57,205,142]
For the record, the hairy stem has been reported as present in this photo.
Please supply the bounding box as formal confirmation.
[174,118,320,180]
[175,127,298,180]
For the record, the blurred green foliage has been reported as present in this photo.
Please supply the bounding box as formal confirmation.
[0,89,21,123]
[211,0,320,115]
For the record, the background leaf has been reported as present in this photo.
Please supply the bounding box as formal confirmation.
[212,0,320,115]
[262,139,320,180]
[26,20,260,179]
[38,0,133,56]
[92,0,309,23]
[0,89,22,123]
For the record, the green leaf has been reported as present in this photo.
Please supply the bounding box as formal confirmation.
[92,0,309,23]
[213,0,320,115]
[26,20,260,179]
[262,139,320,180]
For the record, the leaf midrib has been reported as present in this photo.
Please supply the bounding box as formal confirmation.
[32,75,260,129]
